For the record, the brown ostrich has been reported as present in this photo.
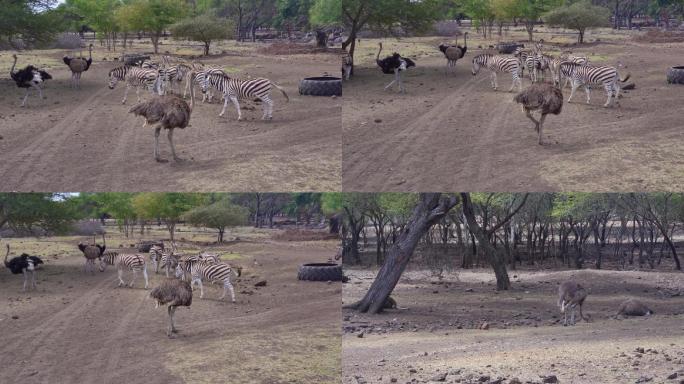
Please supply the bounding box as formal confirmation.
[438,32,468,75]
[128,70,196,162]
[63,44,93,89]
[150,278,193,337]
[513,83,563,145]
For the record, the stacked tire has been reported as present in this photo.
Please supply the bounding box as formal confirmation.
[666,66,684,84]
[297,263,343,282]
[497,42,523,54]
[299,77,342,97]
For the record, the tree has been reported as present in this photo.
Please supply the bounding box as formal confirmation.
[0,0,63,46]
[170,14,234,55]
[132,193,203,241]
[508,0,559,42]
[91,193,138,236]
[545,1,611,43]
[183,200,248,242]
[462,0,496,38]
[0,193,78,235]
[68,0,122,50]
[347,193,460,314]
[123,0,187,53]
[309,0,340,27]
[341,0,439,71]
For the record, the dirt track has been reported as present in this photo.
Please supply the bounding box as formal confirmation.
[0,50,340,191]
[342,268,684,384]
[343,36,684,192]
[0,232,341,384]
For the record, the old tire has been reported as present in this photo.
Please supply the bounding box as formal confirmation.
[498,42,522,54]
[297,263,343,282]
[137,241,163,253]
[666,66,684,84]
[299,77,342,96]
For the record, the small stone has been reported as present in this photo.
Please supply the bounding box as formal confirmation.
[430,372,447,382]
[478,375,489,382]
[357,332,364,338]
[11,315,18,320]
[667,373,678,380]
[542,375,558,383]
[254,280,267,287]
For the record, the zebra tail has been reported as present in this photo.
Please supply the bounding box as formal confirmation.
[272,82,289,102]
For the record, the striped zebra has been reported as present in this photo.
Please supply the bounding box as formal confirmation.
[107,66,160,104]
[158,64,192,95]
[175,259,241,301]
[551,55,588,87]
[159,248,180,277]
[101,251,149,288]
[184,67,225,103]
[201,72,290,120]
[559,62,630,107]
[471,54,522,92]
[149,245,164,274]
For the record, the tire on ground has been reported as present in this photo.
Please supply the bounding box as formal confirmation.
[666,66,684,84]
[123,54,151,66]
[299,77,342,96]
[297,263,343,281]
[137,241,163,253]
[497,43,522,54]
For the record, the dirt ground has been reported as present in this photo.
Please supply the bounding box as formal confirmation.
[0,226,341,384]
[0,41,340,191]
[343,28,684,192]
[343,268,684,384]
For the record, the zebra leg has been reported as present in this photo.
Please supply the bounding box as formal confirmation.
[122,84,129,104]
[229,96,242,121]
[567,82,579,103]
[167,128,180,161]
[221,278,236,302]
[613,83,621,106]
[262,97,274,120]
[196,279,205,298]
[129,269,137,287]
[142,265,149,289]
[219,95,229,117]
[117,268,125,287]
[538,114,547,145]
[604,83,614,107]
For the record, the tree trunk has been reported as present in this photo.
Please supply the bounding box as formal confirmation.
[204,41,210,56]
[347,194,459,314]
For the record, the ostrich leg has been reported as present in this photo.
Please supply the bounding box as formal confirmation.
[167,129,181,162]
[538,113,547,145]
[21,88,31,107]
[524,109,540,132]
[22,269,28,291]
[154,126,166,162]
[167,306,177,336]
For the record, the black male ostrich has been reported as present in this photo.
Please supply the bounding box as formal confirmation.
[129,70,196,162]
[63,43,93,89]
[150,278,193,337]
[4,244,44,291]
[514,83,563,145]
[376,42,416,93]
[438,32,468,75]
[10,54,52,107]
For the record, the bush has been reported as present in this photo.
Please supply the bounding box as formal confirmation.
[52,33,84,49]
[433,21,462,37]
[69,220,105,236]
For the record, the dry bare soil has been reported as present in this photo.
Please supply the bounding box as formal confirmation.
[343,268,684,384]
[343,29,684,191]
[0,228,341,384]
[0,42,341,191]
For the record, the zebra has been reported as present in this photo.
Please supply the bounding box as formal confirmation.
[198,252,221,264]
[159,248,180,277]
[175,259,241,301]
[157,63,192,95]
[551,55,588,87]
[471,54,522,92]
[107,65,160,104]
[101,251,149,289]
[184,67,225,103]
[149,245,164,274]
[200,72,290,120]
[559,62,630,107]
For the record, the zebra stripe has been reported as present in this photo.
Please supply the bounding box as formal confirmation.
[201,72,289,120]
[551,56,588,87]
[184,67,225,102]
[471,54,522,92]
[149,245,164,273]
[159,249,179,277]
[101,251,149,288]
[560,62,630,107]
[176,259,240,301]
[107,66,159,104]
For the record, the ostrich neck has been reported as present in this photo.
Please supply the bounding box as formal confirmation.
[4,244,9,267]
[10,56,17,75]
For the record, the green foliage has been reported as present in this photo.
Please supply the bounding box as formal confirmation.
[320,193,344,215]
[0,0,63,45]
[132,193,204,222]
[544,1,610,43]
[0,193,78,234]
[183,199,248,242]
[170,14,234,54]
[309,0,340,26]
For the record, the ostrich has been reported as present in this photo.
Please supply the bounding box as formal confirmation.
[513,83,563,145]
[150,278,193,337]
[77,233,106,274]
[63,44,93,89]
[376,42,415,93]
[438,32,468,75]
[10,54,52,107]
[129,70,196,162]
[4,243,44,291]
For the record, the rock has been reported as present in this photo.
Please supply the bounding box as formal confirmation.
[635,376,653,383]
[509,379,522,384]
[478,375,489,382]
[357,332,364,338]
[409,368,417,374]
[390,378,397,383]
[542,375,558,383]
[374,119,382,123]
[636,347,645,354]
[430,372,447,382]
[667,373,678,380]
[254,280,267,287]
[11,315,18,320]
